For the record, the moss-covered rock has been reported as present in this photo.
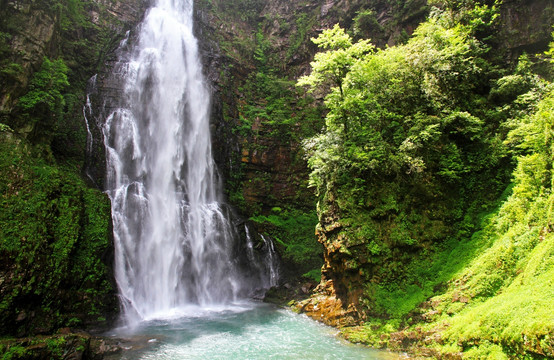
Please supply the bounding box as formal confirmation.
[0,127,117,336]
[0,328,129,360]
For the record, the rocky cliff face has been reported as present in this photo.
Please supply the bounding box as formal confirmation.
[0,0,147,139]
[0,1,56,123]
[497,0,554,58]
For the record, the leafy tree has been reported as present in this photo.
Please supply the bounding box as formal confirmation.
[301,17,499,196]
[297,24,374,100]
[298,25,373,137]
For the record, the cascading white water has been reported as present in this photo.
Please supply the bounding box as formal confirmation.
[99,0,277,323]
[83,74,96,158]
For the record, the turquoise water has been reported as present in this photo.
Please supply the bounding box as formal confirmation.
[107,302,400,359]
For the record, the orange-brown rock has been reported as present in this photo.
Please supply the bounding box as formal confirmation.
[295,279,364,327]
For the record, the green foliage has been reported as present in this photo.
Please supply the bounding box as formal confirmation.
[426,87,554,357]
[253,26,270,68]
[0,344,28,360]
[437,0,500,33]
[302,16,503,198]
[546,29,554,64]
[0,134,115,336]
[298,24,374,99]
[352,10,383,40]
[311,24,353,50]
[17,57,69,138]
[0,333,90,359]
[346,1,429,46]
[18,57,69,114]
[337,67,554,360]
[250,208,322,278]
[0,63,23,79]
[300,5,554,358]
[302,269,322,283]
[56,0,90,32]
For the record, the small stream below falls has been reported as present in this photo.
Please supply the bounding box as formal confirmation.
[105,302,399,360]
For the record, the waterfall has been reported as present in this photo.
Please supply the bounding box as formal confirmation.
[83,74,96,158]
[83,75,96,185]
[260,234,279,288]
[98,0,277,322]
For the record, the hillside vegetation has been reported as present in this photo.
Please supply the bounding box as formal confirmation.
[0,0,141,348]
[296,0,554,357]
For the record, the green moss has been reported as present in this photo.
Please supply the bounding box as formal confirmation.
[0,134,116,336]
[463,341,509,360]
[0,344,28,360]
[0,333,91,360]
[342,318,402,348]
